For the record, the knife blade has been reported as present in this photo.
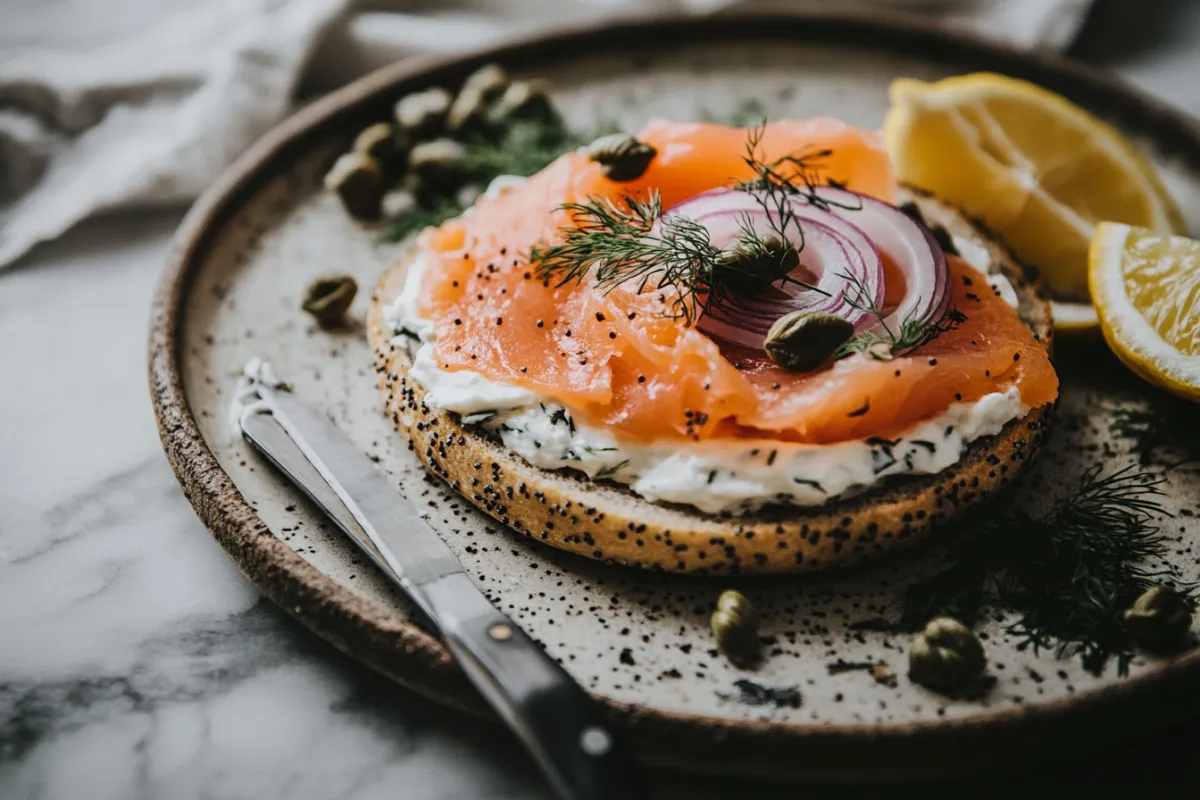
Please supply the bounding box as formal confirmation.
[239,411,438,627]
[240,385,646,800]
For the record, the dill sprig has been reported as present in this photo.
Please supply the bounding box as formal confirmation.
[460,117,593,179]
[531,192,718,322]
[899,465,1193,675]
[835,269,967,358]
[384,201,462,241]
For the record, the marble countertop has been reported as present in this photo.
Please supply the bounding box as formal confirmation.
[4,4,1200,797]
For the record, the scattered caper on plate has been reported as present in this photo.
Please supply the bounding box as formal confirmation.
[302,275,358,328]
[394,87,453,141]
[711,589,761,665]
[908,616,986,692]
[323,152,383,220]
[1125,585,1194,651]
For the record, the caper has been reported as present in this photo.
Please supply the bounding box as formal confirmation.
[485,80,554,126]
[1124,585,1194,650]
[408,138,468,191]
[446,64,509,135]
[763,311,855,373]
[712,235,799,294]
[353,122,406,167]
[460,63,509,102]
[711,589,760,664]
[394,87,453,141]
[908,617,986,692]
[584,133,657,182]
[302,275,357,327]
[324,152,384,220]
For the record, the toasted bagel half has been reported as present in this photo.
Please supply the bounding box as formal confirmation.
[368,190,1054,575]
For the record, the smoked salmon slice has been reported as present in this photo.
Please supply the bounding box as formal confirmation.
[414,119,1058,444]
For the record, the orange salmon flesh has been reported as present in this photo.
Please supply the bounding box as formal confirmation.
[413,119,1058,444]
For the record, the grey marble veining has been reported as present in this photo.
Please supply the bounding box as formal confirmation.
[4,5,1200,797]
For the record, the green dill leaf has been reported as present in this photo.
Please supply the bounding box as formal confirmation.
[898,464,1195,676]
[381,201,463,242]
[835,268,966,358]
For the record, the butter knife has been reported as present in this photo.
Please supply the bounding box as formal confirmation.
[239,384,645,800]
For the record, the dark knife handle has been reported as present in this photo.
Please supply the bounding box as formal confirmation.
[424,574,646,800]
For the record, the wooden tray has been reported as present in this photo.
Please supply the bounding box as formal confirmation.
[149,11,1200,781]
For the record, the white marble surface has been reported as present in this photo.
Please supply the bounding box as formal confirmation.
[4,3,1200,797]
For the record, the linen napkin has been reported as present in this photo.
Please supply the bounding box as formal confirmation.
[0,0,1095,269]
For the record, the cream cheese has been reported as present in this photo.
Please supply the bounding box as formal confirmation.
[388,256,1028,514]
[987,273,1020,310]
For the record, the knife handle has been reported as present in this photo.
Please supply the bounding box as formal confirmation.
[424,574,647,800]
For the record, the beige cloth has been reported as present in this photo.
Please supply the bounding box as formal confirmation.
[0,0,1095,268]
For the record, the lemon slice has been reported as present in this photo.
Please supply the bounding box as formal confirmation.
[1090,222,1200,401]
[884,73,1183,312]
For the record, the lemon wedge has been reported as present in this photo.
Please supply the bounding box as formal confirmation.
[1090,222,1200,401]
[884,73,1183,319]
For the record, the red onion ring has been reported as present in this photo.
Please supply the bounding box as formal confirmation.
[804,187,950,344]
[658,185,952,356]
[660,189,886,349]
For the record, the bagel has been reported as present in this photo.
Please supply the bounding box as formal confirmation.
[368,189,1054,575]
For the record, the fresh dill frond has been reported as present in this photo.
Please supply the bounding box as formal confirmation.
[899,465,1194,676]
[833,264,966,358]
[381,200,463,242]
[460,117,591,179]
[530,191,720,323]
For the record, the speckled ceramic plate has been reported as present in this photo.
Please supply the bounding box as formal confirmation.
[150,11,1200,781]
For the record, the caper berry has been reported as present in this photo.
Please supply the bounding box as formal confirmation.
[711,589,760,664]
[324,152,384,220]
[584,133,657,182]
[353,122,406,167]
[408,138,468,191]
[446,64,509,135]
[712,235,799,295]
[460,63,509,102]
[394,87,453,140]
[908,617,986,692]
[485,80,554,126]
[1125,585,1193,650]
[302,275,358,327]
[763,311,855,373]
